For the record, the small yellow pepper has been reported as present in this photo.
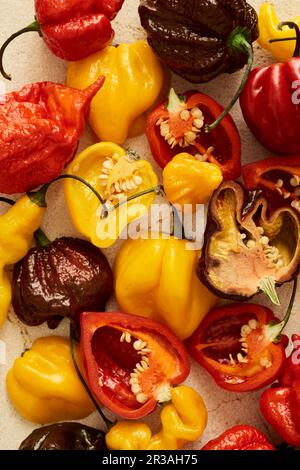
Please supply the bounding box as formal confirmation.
[106,385,208,450]
[67,41,165,144]
[64,142,158,249]
[258,3,300,61]
[163,153,223,211]
[0,196,45,327]
[7,336,95,424]
[114,235,217,340]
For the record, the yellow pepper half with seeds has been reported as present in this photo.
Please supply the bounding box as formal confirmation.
[64,142,158,248]
[258,3,300,61]
[114,235,218,340]
[67,41,165,144]
[106,385,208,450]
[7,336,95,424]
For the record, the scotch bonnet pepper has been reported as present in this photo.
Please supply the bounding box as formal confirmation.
[0,0,125,80]
[7,336,95,424]
[114,235,218,340]
[202,425,274,450]
[0,78,104,194]
[67,41,164,144]
[80,312,190,419]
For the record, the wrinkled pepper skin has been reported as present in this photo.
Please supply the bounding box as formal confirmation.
[115,235,218,340]
[7,336,95,424]
[139,0,258,83]
[0,78,104,194]
[0,196,45,327]
[202,425,274,450]
[106,386,207,450]
[67,41,164,144]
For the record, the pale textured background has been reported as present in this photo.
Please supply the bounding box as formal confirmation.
[0,0,299,451]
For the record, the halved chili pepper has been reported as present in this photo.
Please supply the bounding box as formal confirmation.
[242,155,300,213]
[146,89,241,180]
[187,280,297,392]
[80,312,190,419]
[202,425,274,450]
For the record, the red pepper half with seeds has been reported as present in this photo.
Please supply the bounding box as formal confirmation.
[80,312,190,419]
[202,425,274,450]
[146,89,241,180]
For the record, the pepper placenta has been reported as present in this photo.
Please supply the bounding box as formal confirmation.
[114,235,217,340]
[0,0,125,80]
[0,78,104,194]
[106,386,207,450]
[67,41,164,144]
[80,312,190,419]
[198,180,300,304]
[202,425,274,450]
[7,336,95,424]
[147,89,241,180]
[64,143,158,248]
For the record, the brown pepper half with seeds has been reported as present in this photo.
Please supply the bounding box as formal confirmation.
[198,181,300,304]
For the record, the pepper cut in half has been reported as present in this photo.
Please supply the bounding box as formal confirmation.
[80,312,190,419]
[198,180,300,304]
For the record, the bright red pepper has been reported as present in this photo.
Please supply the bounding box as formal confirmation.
[0,77,104,194]
[202,425,274,450]
[147,89,241,180]
[0,0,125,80]
[80,312,190,419]
[240,22,300,155]
[280,335,300,386]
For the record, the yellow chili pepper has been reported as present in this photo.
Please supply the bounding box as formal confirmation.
[7,336,95,424]
[0,195,45,327]
[67,41,165,144]
[258,3,300,61]
[64,142,158,249]
[106,385,207,450]
[114,235,217,340]
[163,153,223,211]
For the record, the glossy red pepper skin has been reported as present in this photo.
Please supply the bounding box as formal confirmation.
[202,425,274,450]
[280,335,300,386]
[186,303,286,393]
[240,59,300,155]
[0,77,104,194]
[147,92,241,180]
[80,312,190,419]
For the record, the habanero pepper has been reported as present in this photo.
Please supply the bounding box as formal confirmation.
[202,425,274,451]
[147,89,241,180]
[80,312,190,419]
[0,0,125,80]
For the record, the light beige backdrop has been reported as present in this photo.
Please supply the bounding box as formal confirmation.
[0,0,299,450]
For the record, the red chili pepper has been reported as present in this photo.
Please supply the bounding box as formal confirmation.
[80,312,190,419]
[240,22,300,155]
[202,425,275,450]
[280,335,300,386]
[0,0,125,80]
[146,88,241,180]
[0,77,104,194]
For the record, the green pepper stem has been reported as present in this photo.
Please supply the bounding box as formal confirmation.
[259,276,281,306]
[270,22,300,57]
[34,228,51,247]
[0,196,15,206]
[106,185,162,215]
[205,32,254,133]
[0,20,41,80]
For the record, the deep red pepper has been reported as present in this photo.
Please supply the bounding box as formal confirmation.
[146,89,241,180]
[202,425,275,450]
[0,77,104,194]
[80,312,190,419]
[0,0,125,80]
[280,335,300,386]
[240,22,300,155]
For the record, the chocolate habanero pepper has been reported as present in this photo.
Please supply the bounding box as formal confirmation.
[80,312,190,419]
[147,89,241,180]
[202,425,274,450]
[198,180,300,304]
[0,78,104,194]
[0,0,125,80]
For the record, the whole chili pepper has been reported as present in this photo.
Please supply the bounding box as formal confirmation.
[187,279,297,393]
[147,89,241,180]
[280,335,300,386]
[0,0,125,80]
[0,78,104,194]
[202,425,274,450]
[240,22,300,155]
[80,312,190,419]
